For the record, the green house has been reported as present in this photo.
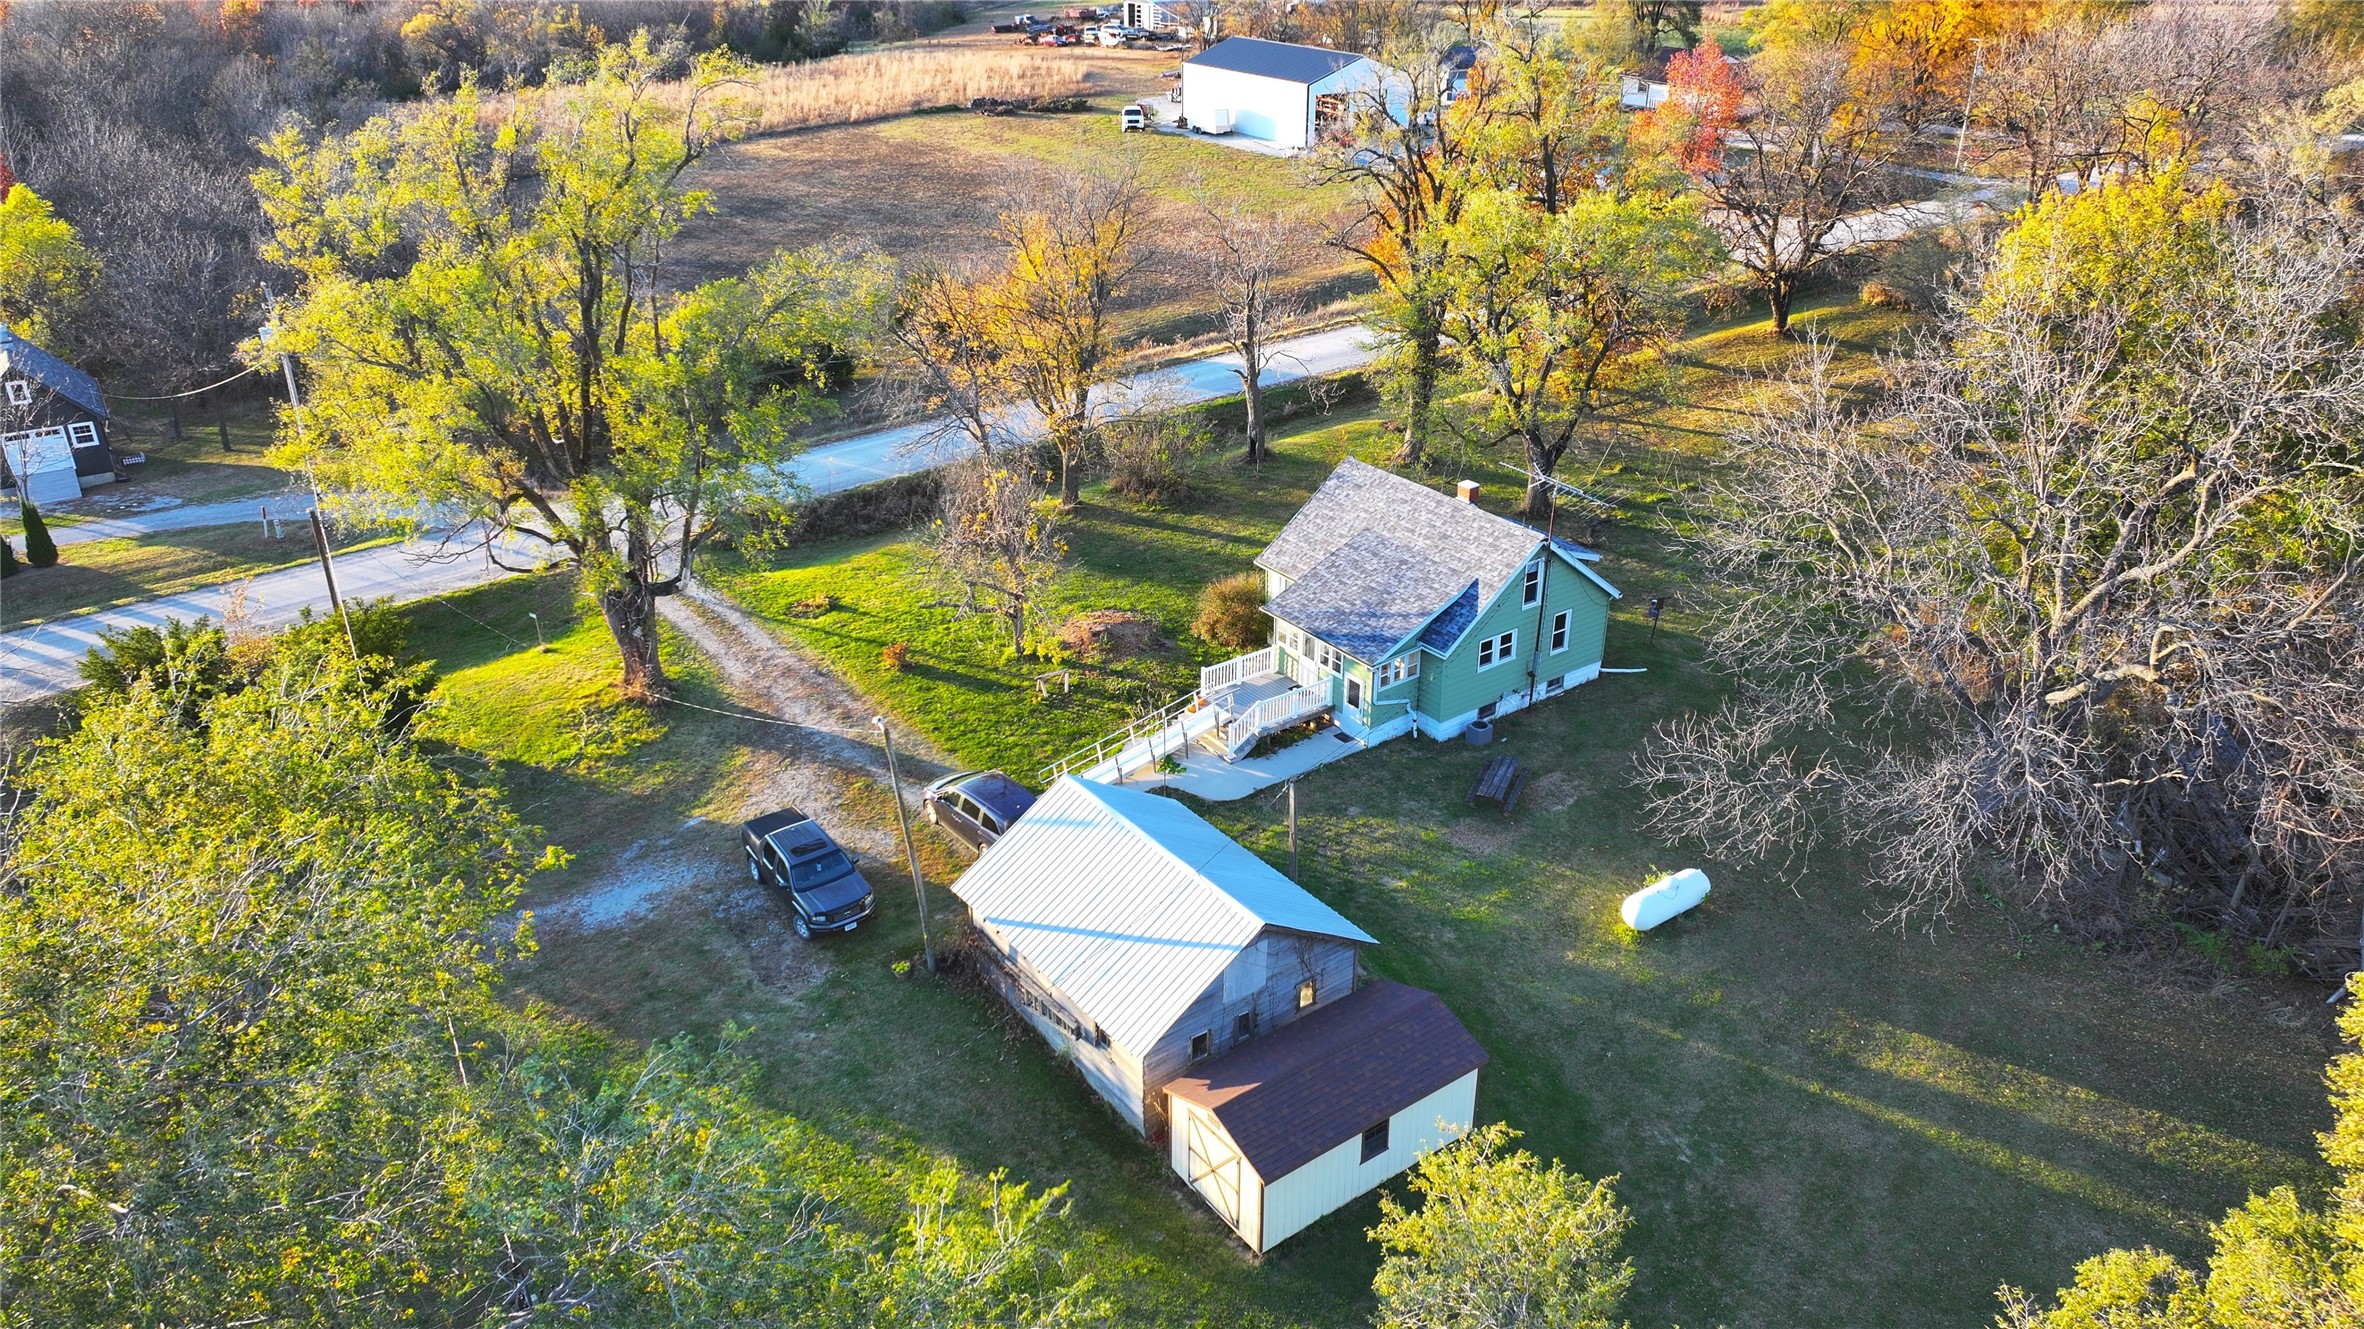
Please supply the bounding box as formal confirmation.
[1198,459,1621,754]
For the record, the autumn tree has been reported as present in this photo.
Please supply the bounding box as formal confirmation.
[1630,38,1745,176]
[1438,186,1716,518]
[0,183,96,349]
[887,261,1011,462]
[1322,29,1488,467]
[930,457,1067,657]
[1369,1123,1634,1329]
[989,164,1143,508]
[255,38,889,698]
[1638,170,2364,955]
[1463,14,1627,216]
[1689,39,1896,335]
[1845,0,2028,135]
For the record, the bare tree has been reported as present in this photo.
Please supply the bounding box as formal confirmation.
[883,260,1007,462]
[1637,179,2364,968]
[1191,191,1312,465]
[929,457,1067,657]
[1693,40,1896,337]
[1976,4,2287,198]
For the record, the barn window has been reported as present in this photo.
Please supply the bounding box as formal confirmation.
[1190,1031,1211,1060]
[3,381,28,406]
[1092,1024,1109,1048]
[1296,978,1316,1009]
[1360,1119,1390,1162]
[66,421,98,449]
[1231,1011,1256,1044]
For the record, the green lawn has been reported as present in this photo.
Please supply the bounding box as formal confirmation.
[396,298,2342,1329]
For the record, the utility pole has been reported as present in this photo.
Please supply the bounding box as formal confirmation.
[308,506,360,658]
[262,283,309,440]
[875,716,936,974]
[1287,780,1299,882]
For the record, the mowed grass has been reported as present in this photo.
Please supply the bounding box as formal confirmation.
[399,299,2341,1329]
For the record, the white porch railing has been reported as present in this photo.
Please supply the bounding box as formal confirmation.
[1199,645,1279,697]
[1043,690,1197,783]
[1221,686,1327,758]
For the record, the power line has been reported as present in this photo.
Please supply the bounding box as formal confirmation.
[107,365,266,401]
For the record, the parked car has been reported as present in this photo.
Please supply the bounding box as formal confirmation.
[741,808,876,939]
[922,771,1038,852]
[1119,104,1147,131]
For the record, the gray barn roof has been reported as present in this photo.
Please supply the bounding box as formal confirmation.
[1165,980,1488,1180]
[947,777,1375,1053]
[1258,459,1616,660]
[1184,36,1369,85]
[0,325,106,418]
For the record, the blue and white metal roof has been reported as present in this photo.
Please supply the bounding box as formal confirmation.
[947,777,1374,1052]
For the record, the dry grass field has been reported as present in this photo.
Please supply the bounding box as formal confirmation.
[733,44,1095,134]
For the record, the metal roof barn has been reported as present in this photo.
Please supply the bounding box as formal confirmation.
[947,776,1374,1054]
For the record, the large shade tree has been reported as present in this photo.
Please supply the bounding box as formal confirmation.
[1639,169,2364,961]
[255,38,889,697]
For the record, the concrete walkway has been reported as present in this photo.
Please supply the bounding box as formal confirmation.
[1107,723,1366,802]
[0,530,539,705]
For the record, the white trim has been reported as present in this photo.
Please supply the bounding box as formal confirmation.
[1475,630,1516,671]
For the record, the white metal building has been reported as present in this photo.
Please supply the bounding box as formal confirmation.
[948,777,1375,1135]
[1165,980,1487,1252]
[1180,36,1393,151]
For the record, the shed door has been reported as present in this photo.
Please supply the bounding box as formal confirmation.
[1185,1113,1243,1227]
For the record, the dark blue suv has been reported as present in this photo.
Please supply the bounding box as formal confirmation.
[921,771,1038,852]
[741,808,875,939]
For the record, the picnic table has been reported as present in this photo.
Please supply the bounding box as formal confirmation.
[1466,754,1527,814]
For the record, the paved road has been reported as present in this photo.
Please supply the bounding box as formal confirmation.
[781,324,1377,494]
[1,328,1379,705]
[36,490,318,548]
[0,531,537,705]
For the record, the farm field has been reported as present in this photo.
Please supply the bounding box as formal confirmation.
[383,297,2344,1329]
[673,48,1367,350]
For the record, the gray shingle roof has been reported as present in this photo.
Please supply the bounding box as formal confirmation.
[0,325,105,419]
[1184,36,1369,84]
[1258,460,1620,658]
[1267,530,1472,664]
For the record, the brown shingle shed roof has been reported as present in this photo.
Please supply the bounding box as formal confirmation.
[1165,980,1487,1180]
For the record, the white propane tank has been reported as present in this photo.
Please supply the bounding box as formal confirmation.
[1620,869,1710,931]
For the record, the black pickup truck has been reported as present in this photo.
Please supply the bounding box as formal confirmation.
[741,808,876,939]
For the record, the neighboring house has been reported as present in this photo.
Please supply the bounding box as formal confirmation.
[0,323,118,505]
[1166,979,1486,1253]
[1180,36,1398,150]
[948,775,1375,1136]
[1194,458,1619,759]
[1621,75,1671,110]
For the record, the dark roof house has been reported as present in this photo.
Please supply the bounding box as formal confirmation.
[1165,979,1489,1251]
[0,323,119,503]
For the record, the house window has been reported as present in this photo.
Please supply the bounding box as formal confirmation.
[1344,676,1363,709]
[3,380,28,407]
[1232,1011,1257,1044]
[1190,1031,1212,1060]
[1551,610,1570,654]
[1312,640,1344,674]
[1376,654,1420,688]
[1297,978,1316,1009]
[1522,562,1542,607]
[1476,630,1516,671]
[1361,1119,1390,1163]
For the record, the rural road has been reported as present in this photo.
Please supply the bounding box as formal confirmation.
[0,327,1379,706]
[0,530,539,706]
[33,490,320,548]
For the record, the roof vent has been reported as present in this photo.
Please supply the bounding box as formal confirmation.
[1455,480,1480,504]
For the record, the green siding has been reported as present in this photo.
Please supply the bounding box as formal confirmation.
[1416,554,1611,722]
